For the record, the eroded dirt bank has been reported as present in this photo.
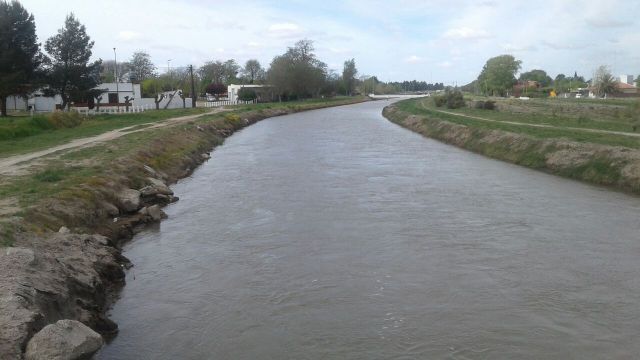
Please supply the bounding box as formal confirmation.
[0,99,367,359]
[383,104,640,194]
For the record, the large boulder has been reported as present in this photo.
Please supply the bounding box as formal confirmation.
[146,205,167,221]
[139,177,173,197]
[116,189,141,212]
[25,320,103,360]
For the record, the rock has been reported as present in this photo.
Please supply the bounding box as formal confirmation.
[4,247,36,266]
[101,202,119,217]
[25,319,103,360]
[139,185,156,197]
[143,164,160,178]
[201,153,211,160]
[58,226,70,234]
[154,194,170,205]
[146,205,167,221]
[140,178,173,197]
[116,189,141,212]
[137,207,149,216]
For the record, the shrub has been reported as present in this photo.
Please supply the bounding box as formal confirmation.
[30,116,55,130]
[238,88,257,102]
[433,90,465,109]
[474,100,495,110]
[433,94,447,107]
[46,111,83,129]
[223,113,242,128]
[445,90,465,109]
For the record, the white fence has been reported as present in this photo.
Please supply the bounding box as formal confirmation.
[74,105,151,115]
[199,99,257,108]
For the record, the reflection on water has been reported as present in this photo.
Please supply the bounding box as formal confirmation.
[99,100,640,359]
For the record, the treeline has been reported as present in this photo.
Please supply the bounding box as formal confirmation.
[387,81,444,92]
[137,40,363,102]
[463,54,635,98]
[0,0,441,116]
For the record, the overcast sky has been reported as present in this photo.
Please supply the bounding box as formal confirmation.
[19,0,640,84]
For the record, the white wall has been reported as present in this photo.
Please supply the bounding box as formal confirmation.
[30,95,63,112]
[135,91,192,110]
[5,96,28,111]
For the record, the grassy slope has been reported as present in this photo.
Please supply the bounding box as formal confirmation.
[0,108,209,157]
[0,97,360,158]
[0,97,367,243]
[385,98,640,195]
[396,98,640,149]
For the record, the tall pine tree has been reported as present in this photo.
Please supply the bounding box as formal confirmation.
[0,0,43,116]
[45,13,101,109]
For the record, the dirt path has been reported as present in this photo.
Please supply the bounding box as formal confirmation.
[0,108,227,176]
[420,101,640,138]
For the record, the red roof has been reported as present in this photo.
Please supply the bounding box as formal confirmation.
[617,82,637,89]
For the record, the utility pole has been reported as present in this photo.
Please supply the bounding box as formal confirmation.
[113,47,120,112]
[189,65,196,108]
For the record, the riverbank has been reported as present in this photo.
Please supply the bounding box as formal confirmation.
[383,98,640,195]
[0,96,367,359]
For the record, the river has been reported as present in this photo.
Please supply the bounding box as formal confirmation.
[98,100,640,359]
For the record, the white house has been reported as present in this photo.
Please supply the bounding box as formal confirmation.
[227,84,270,102]
[3,82,193,113]
[95,82,141,104]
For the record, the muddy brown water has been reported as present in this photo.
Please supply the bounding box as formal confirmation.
[98,100,640,359]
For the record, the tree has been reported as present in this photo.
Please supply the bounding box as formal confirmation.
[199,59,239,87]
[44,13,101,109]
[342,58,357,96]
[593,65,618,97]
[205,83,226,100]
[267,39,327,100]
[636,76,640,88]
[242,59,263,84]
[0,0,44,116]
[100,60,130,83]
[477,55,521,96]
[129,51,155,82]
[519,69,552,87]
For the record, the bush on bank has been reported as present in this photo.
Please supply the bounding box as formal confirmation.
[433,90,466,109]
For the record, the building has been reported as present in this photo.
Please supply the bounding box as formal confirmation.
[619,75,635,85]
[615,82,638,96]
[3,82,191,113]
[227,84,273,102]
[95,83,141,105]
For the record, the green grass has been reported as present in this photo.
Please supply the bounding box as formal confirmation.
[0,98,367,158]
[396,98,640,149]
[0,222,16,247]
[0,97,369,225]
[0,108,208,157]
[33,168,65,182]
